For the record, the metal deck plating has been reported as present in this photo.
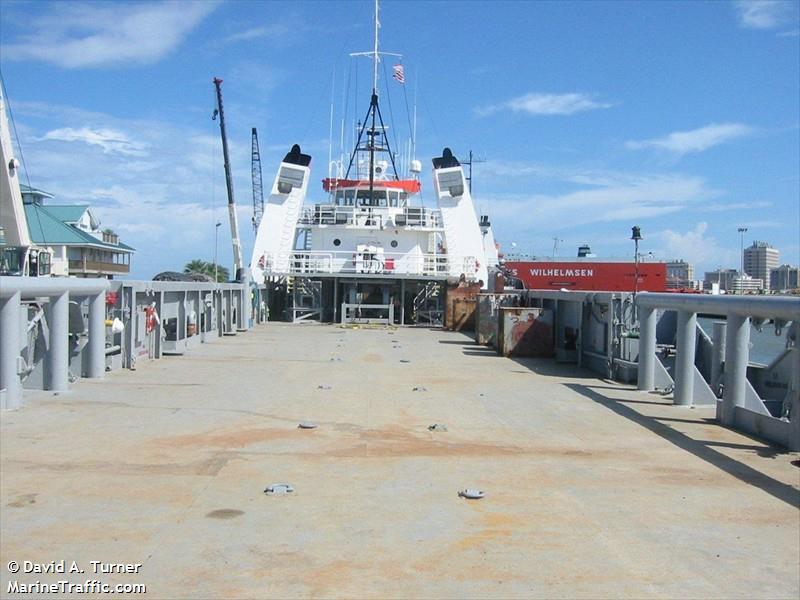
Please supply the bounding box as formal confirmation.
[2,323,798,599]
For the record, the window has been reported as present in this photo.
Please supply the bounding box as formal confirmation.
[390,240,398,248]
[344,190,355,206]
[357,190,371,206]
[333,238,341,247]
[389,191,399,207]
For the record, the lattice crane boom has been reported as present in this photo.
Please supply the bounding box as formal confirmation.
[251,128,264,232]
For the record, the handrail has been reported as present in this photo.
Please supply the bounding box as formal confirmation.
[262,250,464,277]
[634,291,799,451]
[0,276,110,298]
[636,292,800,321]
[298,205,443,228]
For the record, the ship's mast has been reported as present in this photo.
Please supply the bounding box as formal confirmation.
[345,0,402,193]
[372,0,379,93]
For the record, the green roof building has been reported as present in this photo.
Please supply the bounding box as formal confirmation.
[21,184,134,278]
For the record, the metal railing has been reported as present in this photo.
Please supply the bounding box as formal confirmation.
[635,292,799,450]
[68,259,129,273]
[341,302,394,325]
[0,277,252,411]
[297,205,443,228]
[260,250,473,278]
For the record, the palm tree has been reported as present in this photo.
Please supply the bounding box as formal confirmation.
[184,259,229,282]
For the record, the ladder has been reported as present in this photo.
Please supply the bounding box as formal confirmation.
[413,282,443,325]
[288,277,322,322]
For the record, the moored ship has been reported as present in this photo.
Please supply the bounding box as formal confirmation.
[250,2,497,324]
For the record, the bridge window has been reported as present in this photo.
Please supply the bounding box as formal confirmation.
[356,190,389,207]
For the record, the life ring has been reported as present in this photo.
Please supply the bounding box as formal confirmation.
[144,306,159,333]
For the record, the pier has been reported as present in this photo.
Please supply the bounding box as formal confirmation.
[2,323,798,599]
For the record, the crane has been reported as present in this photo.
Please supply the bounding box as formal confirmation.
[250,128,264,233]
[212,77,244,282]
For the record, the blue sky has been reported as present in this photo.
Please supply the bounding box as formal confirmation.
[1,0,798,279]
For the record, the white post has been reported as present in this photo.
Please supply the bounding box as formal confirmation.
[86,292,106,378]
[711,321,726,397]
[45,291,69,391]
[0,291,22,409]
[721,315,750,426]
[673,310,697,406]
[637,306,657,391]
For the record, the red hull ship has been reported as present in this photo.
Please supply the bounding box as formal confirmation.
[503,260,667,292]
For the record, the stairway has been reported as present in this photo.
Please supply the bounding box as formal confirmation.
[413,282,442,325]
[288,277,322,322]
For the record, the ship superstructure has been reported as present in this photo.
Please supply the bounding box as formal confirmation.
[250,2,492,323]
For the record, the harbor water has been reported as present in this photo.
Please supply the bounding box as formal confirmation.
[698,316,789,366]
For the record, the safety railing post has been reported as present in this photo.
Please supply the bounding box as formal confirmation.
[0,291,22,409]
[86,292,106,378]
[721,314,750,426]
[674,310,697,406]
[637,306,657,391]
[45,291,69,391]
[711,321,726,396]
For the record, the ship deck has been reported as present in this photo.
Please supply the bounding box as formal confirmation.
[1,324,798,599]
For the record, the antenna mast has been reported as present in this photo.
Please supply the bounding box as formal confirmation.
[345,0,402,193]
[462,150,486,194]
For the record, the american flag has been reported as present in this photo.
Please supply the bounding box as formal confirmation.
[392,64,405,84]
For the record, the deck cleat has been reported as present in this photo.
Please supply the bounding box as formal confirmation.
[264,483,294,495]
[458,489,485,500]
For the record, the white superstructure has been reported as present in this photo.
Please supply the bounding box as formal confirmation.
[249,1,496,323]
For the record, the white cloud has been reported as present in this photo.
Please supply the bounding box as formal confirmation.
[40,127,148,157]
[482,173,718,234]
[652,222,738,270]
[476,93,612,117]
[13,100,264,278]
[625,123,754,156]
[700,200,772,212]
[2,1,218,68]
[223,25,291,44]
[735,1,796,29]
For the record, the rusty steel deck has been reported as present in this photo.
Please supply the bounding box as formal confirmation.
[1,323,798,599]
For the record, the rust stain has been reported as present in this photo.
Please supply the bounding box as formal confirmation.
[7,493,37,508]
[362,352,383,363]
[158,427,300,449]
[647,466,728,486]
[452,528,514,551]
[206,508,244,519]
[7,455,229,477]
[327,425,526,458]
